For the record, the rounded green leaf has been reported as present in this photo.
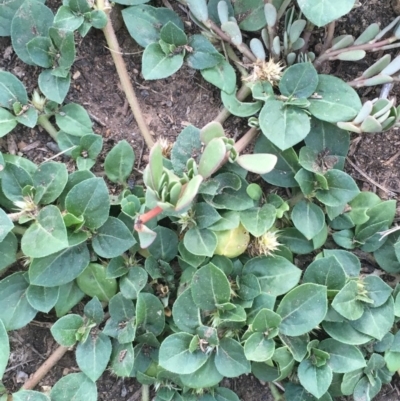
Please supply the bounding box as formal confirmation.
[215,337,251,377]
[51,314,84,346]
[33,162,68,205]
[201,60,236,94]
[0,108,17,137]
[186,0,208,21]
[136,292,165,336]
[38,70,71,104]
[119,267,148,300]
[104,140,135,184]
[244,332,275,362]
[26,285,59,313]
[243,256,301,296]
[191,263,231,310]
[259,100,310,151]
[56,103,93,136]
[92,217,135,258]
[65,177,110,230]
[29,243,90,287]
[277,283,327,336]
[298,359,332,399]
[1,163,33,202]
[172,288,202,333]
[0,71,28,108]
[291,200,325,240]
[322,321,373,345]
[50,373,97,401]
[76,333,112,381]
[279,63,319,98]
[0,319,9,378]
[331,281,363,320]
[184,228,217,257]
[221,90,262,118]
[240,204,276,237]
[77,263,117,302]
[297,0,355,27]
[159,332,209,374]
[10,0,54,65]
[309,75,361,123]
[236,154,277,175]
[12,391,50,401]
[21,205,68,258]
[147,226,178,262]
[319,339,366,373]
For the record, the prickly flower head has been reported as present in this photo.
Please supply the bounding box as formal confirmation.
[243,59,284,86]
[157,137,173,158]
[250,229,281,257]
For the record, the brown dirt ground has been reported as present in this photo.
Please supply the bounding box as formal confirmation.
[1,0,400,400]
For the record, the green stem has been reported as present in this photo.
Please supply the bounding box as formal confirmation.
[141,385,150,401]
[97,0,155,149]
[8,211,26,222]
[269,382,284,401]
[276,0,292,21]
[37,115,58,141]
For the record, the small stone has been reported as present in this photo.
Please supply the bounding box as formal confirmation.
[72,70,81,80]
[16,371,28,383]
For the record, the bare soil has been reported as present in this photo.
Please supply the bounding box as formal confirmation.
[1,0,400,400]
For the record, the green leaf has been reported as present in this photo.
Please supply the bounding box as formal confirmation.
[297,0,356,27]
[180,354,223,389]
[56,103,93,136]
[29,243,90,287]
[184,228,217,257]
[0,272,37,330]
[122,5,183,47]
[1,163,33,201]
[147,226,178,262]
[364,275,392,307]
[221,90,262,118]
[38,70,71,104]
[65,177,110,229]
[303,256,346,291]
[136,292,165,335]
[259,100,310,151]
[309,75,361,123]
[26,36,52,68]
[0,0,27,36]
[77,263,118,302]
[0,71,27,108]
[279,63,319,98]
[331,281,364,320]
[254,135,300,187]
[104,140,135,184]
[48,27,75,76]
[12,391,50,401]
[353,376,381,401]
[350,297,395,341]
[374,232,400,274]
[322,320,373,345]
[298,359,332,399]
[84,297,104,324]
[0,319,9,378]
[119,267,148,300]
[319,339,366,373]
[87,9,107,29]
[54,5,84,30]
[201,60,236,94]
[51,314,84,346]
[316,170,359,207]
[92,217,135,258]
[0,208,13,243]
[279,227,315,255]
[142,43,184,80]
[291,200,325,240]
[10,0,54,65]
[160,21,187,45]
[26,285,59,313]
[323,249,361,277]
[50,373,97,401]
[33,162,68,205]
[243,256,301,296]
[186,35,224,69]
[55,281,85,317]
[172,288,202,333]
[76,333,111,381]
[215,337,251,377]
[193,202,221,229]
[159,332,209,374]
[236,154,277,175]
[240,205,276,237]
[21,205,68,258]
[191,263,231,310]
[277,283,327,336]
[244,332,275,362]
[234,0,266,31]
[0,108,17,137]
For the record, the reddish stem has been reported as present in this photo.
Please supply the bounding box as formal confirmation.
[136,205,163,227]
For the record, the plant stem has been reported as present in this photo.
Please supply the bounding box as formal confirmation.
[276,0,292,21]
[142,384,150,401]
[37,115,58,141]
[12,224,27,236]
[7,211,26,222]
[204,19,257,62]
[97,0,154,149]
[269,382,284,401]
[213,84,252,124]
[319,21,336,55]
[136,205,164,226]
[21,346,70,390]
